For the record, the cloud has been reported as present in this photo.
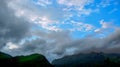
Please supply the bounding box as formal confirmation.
[57,0,93,7]
[0,0,31,48]
[82,28,120,53]
[35,0,52,7]
[58,0,98,17]
[94,19,114,33]
[103,28,120,48]
[3,42,19,50]
[70,21,94,32]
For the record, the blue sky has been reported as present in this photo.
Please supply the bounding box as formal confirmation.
[1,0,120,62]
[31,0,120,39]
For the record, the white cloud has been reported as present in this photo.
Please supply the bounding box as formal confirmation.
[57,0,93,7]
[94,19,113,33]
[35,0,52,7]
[70,21,94,32]
[85,24,94,31]
[34,16,62,31]
[94,29,101,33]
[4,42,19,50]
[57,0,99,17]
[100,19,110,28]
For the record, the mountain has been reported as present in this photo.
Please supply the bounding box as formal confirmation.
[0,52,13,66]
[52,52,120,67]
[0,52,53,67]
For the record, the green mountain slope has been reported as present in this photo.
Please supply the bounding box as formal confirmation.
[0,52,12,59]
[0,52,53,67]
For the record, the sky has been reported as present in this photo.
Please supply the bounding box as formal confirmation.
[0,0,120,62]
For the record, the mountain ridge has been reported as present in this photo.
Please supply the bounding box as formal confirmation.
[0,52,53,67]
[52,52,120,67]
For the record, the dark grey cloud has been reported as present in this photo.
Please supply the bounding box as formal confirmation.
[21,38,46,53]
[104,28,120,47]
[0,0,31,48]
